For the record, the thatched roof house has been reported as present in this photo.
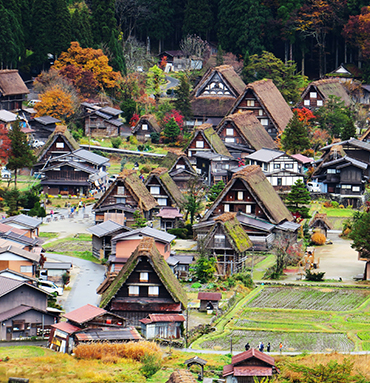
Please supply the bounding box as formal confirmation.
[0,70,29,111]
[190,65,245,123]
[217,111,277,155]
[99,237,187,325]
[132,114,161,141]
[93,169,158,225]
[202,165,293,224]
[309,213,333,237]
[299,78,352,109]
[228,79,293,140]
[145,167,185,208]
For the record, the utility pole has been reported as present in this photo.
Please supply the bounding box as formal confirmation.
[185,306,189,348]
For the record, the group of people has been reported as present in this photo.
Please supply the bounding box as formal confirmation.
[245,342,283,353]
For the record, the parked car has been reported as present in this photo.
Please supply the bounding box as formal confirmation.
[31,139,45,148]
[307,182,321,193]
[37,280,64,296]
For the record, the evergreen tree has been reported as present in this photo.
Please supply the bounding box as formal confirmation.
[31,0,53,65]
[216,45,224,66]
[281,112,311,154]
[7,120,36,188]
[53,0,71,58]
[208,180,225,202]
[174,75,192,121]
[91,0,117,45]
[285,179,311,218]
[108,31,127,75]
[72,6,94,48]
[132,210,148,228]
[341,119,357,141]
[183,0,214,39]
[163,117,181,139]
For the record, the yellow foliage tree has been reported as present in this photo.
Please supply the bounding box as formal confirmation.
[311,232,326,245]
[35,85,75,122]
[53,41,121,91]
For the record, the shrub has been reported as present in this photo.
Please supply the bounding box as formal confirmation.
[305,269,326,281]
[140,165,152,174]
[343,228,351,237]
[311,232,326,245]
[339,204,345,209]
[323,201,332,207]
[150,132,160,144]
[191,282,202,289]
[137,144,145,151]
[347,204,353,209]
[140,353,162,378]
[129,135,139,145]
[111,137,122,148]
[331,201,339,208]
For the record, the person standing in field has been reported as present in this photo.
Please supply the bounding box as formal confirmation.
[279,342,283,354]
[267,342,271,352]
[245,343,250,351]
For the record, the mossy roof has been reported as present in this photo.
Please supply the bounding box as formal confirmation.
[200,125,230,156]
[100,237,187,309]
[215,213,252,252]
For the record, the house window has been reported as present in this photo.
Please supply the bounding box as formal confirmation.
[304,99,310,106]
[117,186,125,195]
[327,169,336,174]
[353,186,360,192]
[224,204,230,212]
[20,265,32,273]
[196,141,204,148]
[142,124,148,130]
[310,92,317,98]
[140,272,148,282]
[277,178,282,186]
[128,285,139,296]
[56,142,64,148]
[261,119,269,126]
[145,134,150,138]
[246,205,251,214]
[149,286,159,296]
[116,197,126,204]
[164,244,169,252]
[263,163,268,171]
[226,128,234,136]
[225,137,235,143]
[237,191,243,200]
[176,164,185,169]
[158,198,167,206]
[258,109,263,116]
[342,185,351,189]
[247,100,255,106]
[274,163,281,169]
[150,186,160,195]
[285,163,293,169]
[317,100,323,106]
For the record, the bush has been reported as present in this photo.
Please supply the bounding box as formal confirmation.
[311,232,326,245]
[339,204,345,209]
[58,194,62,199]
[323,201,332,208]
[331,201,339,208]
[191,282,202,289]
[140,353,162,378]
[305,269,325,281]
[111,137,122,148]
[129,135,139,145]
[150,132,160,144]
[168,225,193,239]
[140,164,152,174]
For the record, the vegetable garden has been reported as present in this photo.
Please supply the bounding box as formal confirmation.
[193,285,370,352]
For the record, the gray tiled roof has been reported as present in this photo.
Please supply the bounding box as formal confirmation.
[34,116,61,125]
[100,106,122,116]
[276,221,301,232]
[0,275,23,297]
[72,149,110,166]
[0,245,41,262]
[245,148,285,163]
[236,213,275,232]
[321,138,370,151]
[0,305,34,321]
[2,214,42,229]
[95,110,112,119]
[87,220,127,238]
[112,226,176,244]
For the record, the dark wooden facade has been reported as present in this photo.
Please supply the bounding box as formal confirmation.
[133,114,161,142]
[85,113,122,137]
[0,70,29,111]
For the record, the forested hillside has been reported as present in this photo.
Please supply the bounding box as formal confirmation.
[2,0,370,79]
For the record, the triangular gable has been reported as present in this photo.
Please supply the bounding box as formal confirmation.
[132,114,161,134]
[168,155,196,174]
[197,71,236,98]
[202,165,292,224]
[100,237,187,309]
[41,161,95,174]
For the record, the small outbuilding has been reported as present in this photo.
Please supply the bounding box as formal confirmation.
[132,114,161,141]
[140,313,185,339]
[309,213,333,237]
[184,356,208,381]
[156,207,183,231]
[198,292,222,312]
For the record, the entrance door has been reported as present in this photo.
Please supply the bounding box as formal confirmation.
[6,327,12,341]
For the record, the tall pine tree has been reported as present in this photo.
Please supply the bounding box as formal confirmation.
[174,75,192,121]
[53,0,71,58]
[91,0,117,45]
[285,179,311,218]
[281,112,311,154]
[183,0,214,40]
[72,6,94,48]
[109,31,126,75]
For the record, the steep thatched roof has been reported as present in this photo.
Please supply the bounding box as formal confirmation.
[0,70,29,96]
[146,167,185,207]
[187,124,230,156]
[302,79,351,106]
[309,213,333,230]
[36,125,80,161]
[221,111,277,150]
[214,213,252,252]
[93,170,158,212]
[203,165,292,224]
[191,97,237,118]
[133,114,161,133]
[165,370,197,383]
[100,237,187,309]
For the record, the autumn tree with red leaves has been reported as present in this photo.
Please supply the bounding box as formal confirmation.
[0,124,11,165]
[162,110,184,129]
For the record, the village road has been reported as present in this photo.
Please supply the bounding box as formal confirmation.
[46,252,105,313]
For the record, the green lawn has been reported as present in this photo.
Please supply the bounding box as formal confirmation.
[193,285,370,352]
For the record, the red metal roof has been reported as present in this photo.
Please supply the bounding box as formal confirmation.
[156,207,183,219]
[223,364,234,377]
[75,327,142,342]
[198,292,222,301]
[139,314,185,324]
[232,349,275,366]
[64,304,106,325]
[234,366,272,377]
[51,321,81,334]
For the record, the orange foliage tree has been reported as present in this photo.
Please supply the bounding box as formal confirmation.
[34,86,75,122]
[53,42,122,97]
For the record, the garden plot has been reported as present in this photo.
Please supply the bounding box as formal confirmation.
[247,287,370,311]
[199,330,354,352]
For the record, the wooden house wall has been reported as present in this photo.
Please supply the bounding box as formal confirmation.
[299,86,325,109]
[146,176,172,206]
[44,166,90,182]
[0,94,26,111]
[135,120,157,141]
[218,121,250,147]
[341,146,370,175]
[187,132,211,158]
[0,285,47,312]
[101,181,138,209]
[85,115,119,137]
[0,260,36,277]
[199,300,220,311]
[339,166,363,195]
[207,225,233,250]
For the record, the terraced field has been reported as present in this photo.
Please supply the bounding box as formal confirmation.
[193,285,370,352]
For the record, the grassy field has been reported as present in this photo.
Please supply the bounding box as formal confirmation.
[193,285,370,352]
[1,345,370,382]
[309,202,355,230]
[42,234,98,263]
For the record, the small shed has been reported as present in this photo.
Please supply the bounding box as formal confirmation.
[309,213,333,237]
[198,292,222,312]
[139,314,185,339]
[40,261,72,284]
[157,207,183,231]
[132,114,161,141]
[184,356,208,380]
